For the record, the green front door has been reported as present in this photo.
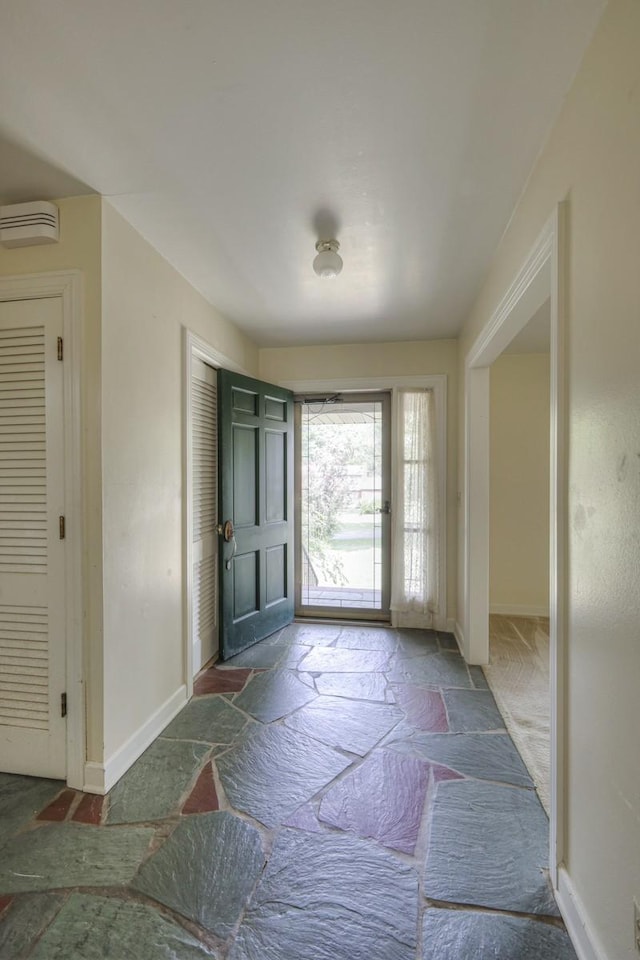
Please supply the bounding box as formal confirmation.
[217,369,294,659]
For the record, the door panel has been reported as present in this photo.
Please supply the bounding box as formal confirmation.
[232,425,258,527]
[265,430,285,521]
[218,370,293,658]
[265,544,286,605]
[0,297,66,778]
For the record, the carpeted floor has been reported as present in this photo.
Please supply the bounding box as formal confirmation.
[484,615,550,813]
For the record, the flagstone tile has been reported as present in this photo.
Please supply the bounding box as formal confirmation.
[220,643,284,669]
[297,672,317,689]
[0,774,63,849]
[0,822,153,893]
[284,696,403,756]
[392,686,449,731]
[230,828,417,960]
[298,647,390,674]
[194,668,252,695]
[260,625,297,645]
[443,688,506,732]
[72,793,104,825]
[30,893,219,959]
[0,893,65,958]
[395,629,439,658]
[335,627,398,652]
[106,739,210,824]
[284,803,324,834]
[432,763,464,784]
[381,718,425,744]
[36,789,76,822]
[424,780,558,916]
[161,696,248,744]
[134,811,264,938]
[387,653,472,689]
[182,762,219,815]
[390,733,532,787]
[286,624,342,646]
[276,643,316,667]
[318,750,430,853]
[437,633,460,652]
[216,725,352,828]
[314,672,389,702]
[233,669,316,723]
[421,908,577,959]
[468,664,490,689]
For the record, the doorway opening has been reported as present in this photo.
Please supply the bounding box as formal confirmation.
[295,392,391,621]
[463,204,566,888]
[486,302,551,811]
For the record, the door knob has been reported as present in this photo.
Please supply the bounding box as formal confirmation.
[218,519,234,542]
[218,519,237,571]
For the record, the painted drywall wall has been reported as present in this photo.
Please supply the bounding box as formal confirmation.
[0,194,105,763]
[458,1,640,956]
[100,200,258,763]
[259,339,458,623]
[490,353,549,614]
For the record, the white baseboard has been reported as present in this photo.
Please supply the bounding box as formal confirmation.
[489,603,550,618]
[453,621,465,654]
[83,684,188,795]
[556,867,609,960]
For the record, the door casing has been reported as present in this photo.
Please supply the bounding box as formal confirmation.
[294,391,392,621]
[0,271,84,789]
[281,375,448,630]
[183,330,250,690]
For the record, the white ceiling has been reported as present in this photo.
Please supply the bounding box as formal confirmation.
[0,1,604,347]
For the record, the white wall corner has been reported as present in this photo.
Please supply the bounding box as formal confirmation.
[556,868,610,960]
[453,621,465,655]
[83,685,188,796]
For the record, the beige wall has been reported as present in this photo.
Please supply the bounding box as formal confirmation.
[458,1,640,956]
[490,354,549,613]
[0,195,105,762]
[100,200,258,761]
[260,339,458,623]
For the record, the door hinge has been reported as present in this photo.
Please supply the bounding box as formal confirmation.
[59,516,66,539]
[57,337,63,361]
[61,693,67,718]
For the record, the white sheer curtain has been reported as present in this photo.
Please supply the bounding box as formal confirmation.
[390,388,441,629]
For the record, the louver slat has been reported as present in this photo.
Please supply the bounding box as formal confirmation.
[0,324,49,731]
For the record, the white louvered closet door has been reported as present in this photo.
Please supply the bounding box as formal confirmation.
[191,357,219,671]
[0,297,66,778]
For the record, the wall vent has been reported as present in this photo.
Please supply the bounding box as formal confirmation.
[0,200,59,248]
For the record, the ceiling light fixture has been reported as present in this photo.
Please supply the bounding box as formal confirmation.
[313,239,343,278]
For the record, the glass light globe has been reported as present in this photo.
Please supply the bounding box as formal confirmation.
[313,240,343,278]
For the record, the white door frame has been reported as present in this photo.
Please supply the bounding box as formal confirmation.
[280,375,448,632]
[182,329,249,695]
[462,204,567,887]
[0,270,85,789]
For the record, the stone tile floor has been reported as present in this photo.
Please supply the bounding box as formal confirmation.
[0,622,577,959]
